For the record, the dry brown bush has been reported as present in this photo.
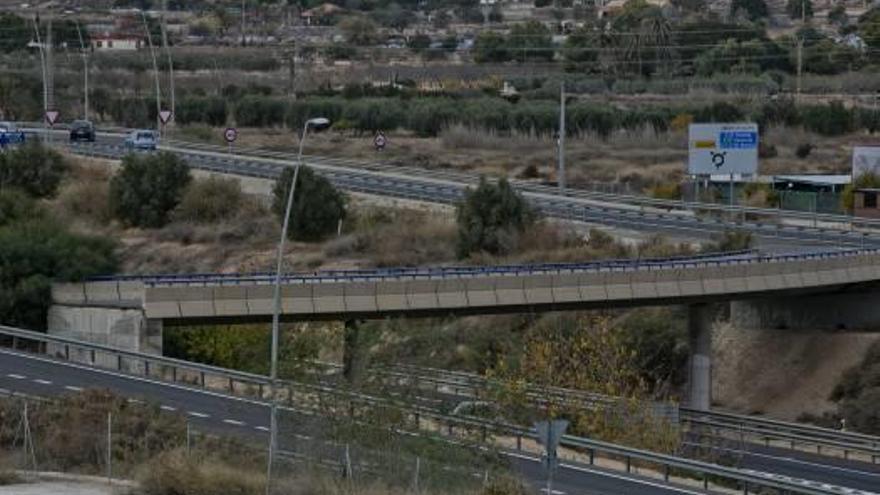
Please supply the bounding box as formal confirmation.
[137,449,265,495]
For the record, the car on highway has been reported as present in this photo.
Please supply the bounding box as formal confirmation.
[69,120,96,142]
[124,129,158,151]
[0,121,26,148]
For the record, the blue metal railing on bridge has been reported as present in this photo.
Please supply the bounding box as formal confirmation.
[79,248,879,287]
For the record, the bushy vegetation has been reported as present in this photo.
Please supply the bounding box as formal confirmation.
[456,178,535,259]
[0,142,69,198]
[830,341,880,434]
[272,166,347,242]
[109,152,192,228]
[174,176,246,224]
[0,189,117,329]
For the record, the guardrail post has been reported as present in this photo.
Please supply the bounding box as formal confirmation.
[481,426,487,442]
[90,349,96,365]
[702,473,708,490]
[64,344,69,360]
[228,378,234,393]
[414,413,420,429]
[742,481,748,494]
[172,367,177,383]
[817,444,821,455]
[625,456,631,473]
[200,372,205,387]
[145,361,150,377]
[447,423,453,436]
[844,449,849,460]
[258,383,263,398]
[663,464,669,481]
[11,337,17,350]
[516,434,521,451]
[117,355,122,371]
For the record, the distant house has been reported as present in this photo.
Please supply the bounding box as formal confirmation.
[301,3,345,26]
[91,34,143,51]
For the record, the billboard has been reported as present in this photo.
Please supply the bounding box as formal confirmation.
[688,123,759,175]
[852,147,880,178]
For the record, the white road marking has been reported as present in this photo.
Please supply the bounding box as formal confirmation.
[503,451,708,495]
[160,405,177,411]
[539,490,566,495]
[127,398,142,404]
[33,379,52,385]
[6,374,25,380]
[187,411,209,418]
[254,426,269,432]
[64,385,84,392]
[223,419,245,426]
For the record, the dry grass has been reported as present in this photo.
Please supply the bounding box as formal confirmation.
[137,449,265,495]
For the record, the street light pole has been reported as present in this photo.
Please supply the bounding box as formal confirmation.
[266,117,330,495]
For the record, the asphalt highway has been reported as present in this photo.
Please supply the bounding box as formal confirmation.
[0,348,719,495]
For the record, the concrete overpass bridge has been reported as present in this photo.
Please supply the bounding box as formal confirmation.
[49,248,880,410]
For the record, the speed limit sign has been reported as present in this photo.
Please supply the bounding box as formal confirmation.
[374,131,386,151]
[224,127,238,143]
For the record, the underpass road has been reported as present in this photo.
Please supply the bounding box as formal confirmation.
[0,349,716,494]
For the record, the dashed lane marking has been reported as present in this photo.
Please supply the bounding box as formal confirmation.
[64,385,84,392]
[160,405,177,411]
[223,419,245,426]
[6,374,25,380]
[33,379,52,385]
[254,426,269,432]
[188,411,209,418]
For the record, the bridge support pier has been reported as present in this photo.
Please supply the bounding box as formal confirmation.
[343,320,366,385]
[687,304,712,411]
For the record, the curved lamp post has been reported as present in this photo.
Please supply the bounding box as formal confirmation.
[267,117,331,494]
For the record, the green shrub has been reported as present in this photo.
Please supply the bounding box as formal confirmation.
[109,152,192,228]
[800,102,853,136]
[174,177,245,224]
[704,230,753,252]
[272,166,347,242]
[0,218,117,329]
[0,142,69,198]
[795,143,813,159]
[0,188,42,226]
[456,177,535,258]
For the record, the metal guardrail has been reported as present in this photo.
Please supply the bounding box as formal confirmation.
[22,125,880,235]
[0,324,863,494]
[78,246,877,288]
[0,325,271,396]
[44,134,880,248]
[382,363,880,465]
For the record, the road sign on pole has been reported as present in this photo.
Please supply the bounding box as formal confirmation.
[45,110,59,126]
[224,127,238,154]
[374,131,386,151]
[535,419,568,495]
[688,123,758,175]
[159,110,173,125]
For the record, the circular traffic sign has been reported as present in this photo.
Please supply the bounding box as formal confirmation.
[224,127,238,143]
[374,132,386,150]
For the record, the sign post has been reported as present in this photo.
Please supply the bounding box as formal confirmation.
[535,419,568,495]
[44,110,59,145]
[688,123,758,213]
[374,131,386,151]
[158,110,173,139]
[224,127,238,154]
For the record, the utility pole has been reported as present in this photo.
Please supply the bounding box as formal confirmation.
[46,16,54,112]
[32,16,48,141]
[161,0,175,129]
[141,10,162,133]
[558,82,566,193]
[796,0,805,102]
[75,20,88,120]
[241,0,246,46]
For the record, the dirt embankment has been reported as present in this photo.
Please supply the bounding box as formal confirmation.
[713,322,880,420]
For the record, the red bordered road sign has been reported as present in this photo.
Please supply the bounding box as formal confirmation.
[45,110,60,125]
[159,110,173,125]
[374,132,386,150]
[224,127,238,143]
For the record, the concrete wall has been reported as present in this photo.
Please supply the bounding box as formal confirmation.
[47,305,162,372]
[731,291,880,331]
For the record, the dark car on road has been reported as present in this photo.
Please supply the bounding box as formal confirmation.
[69,120,96,142]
